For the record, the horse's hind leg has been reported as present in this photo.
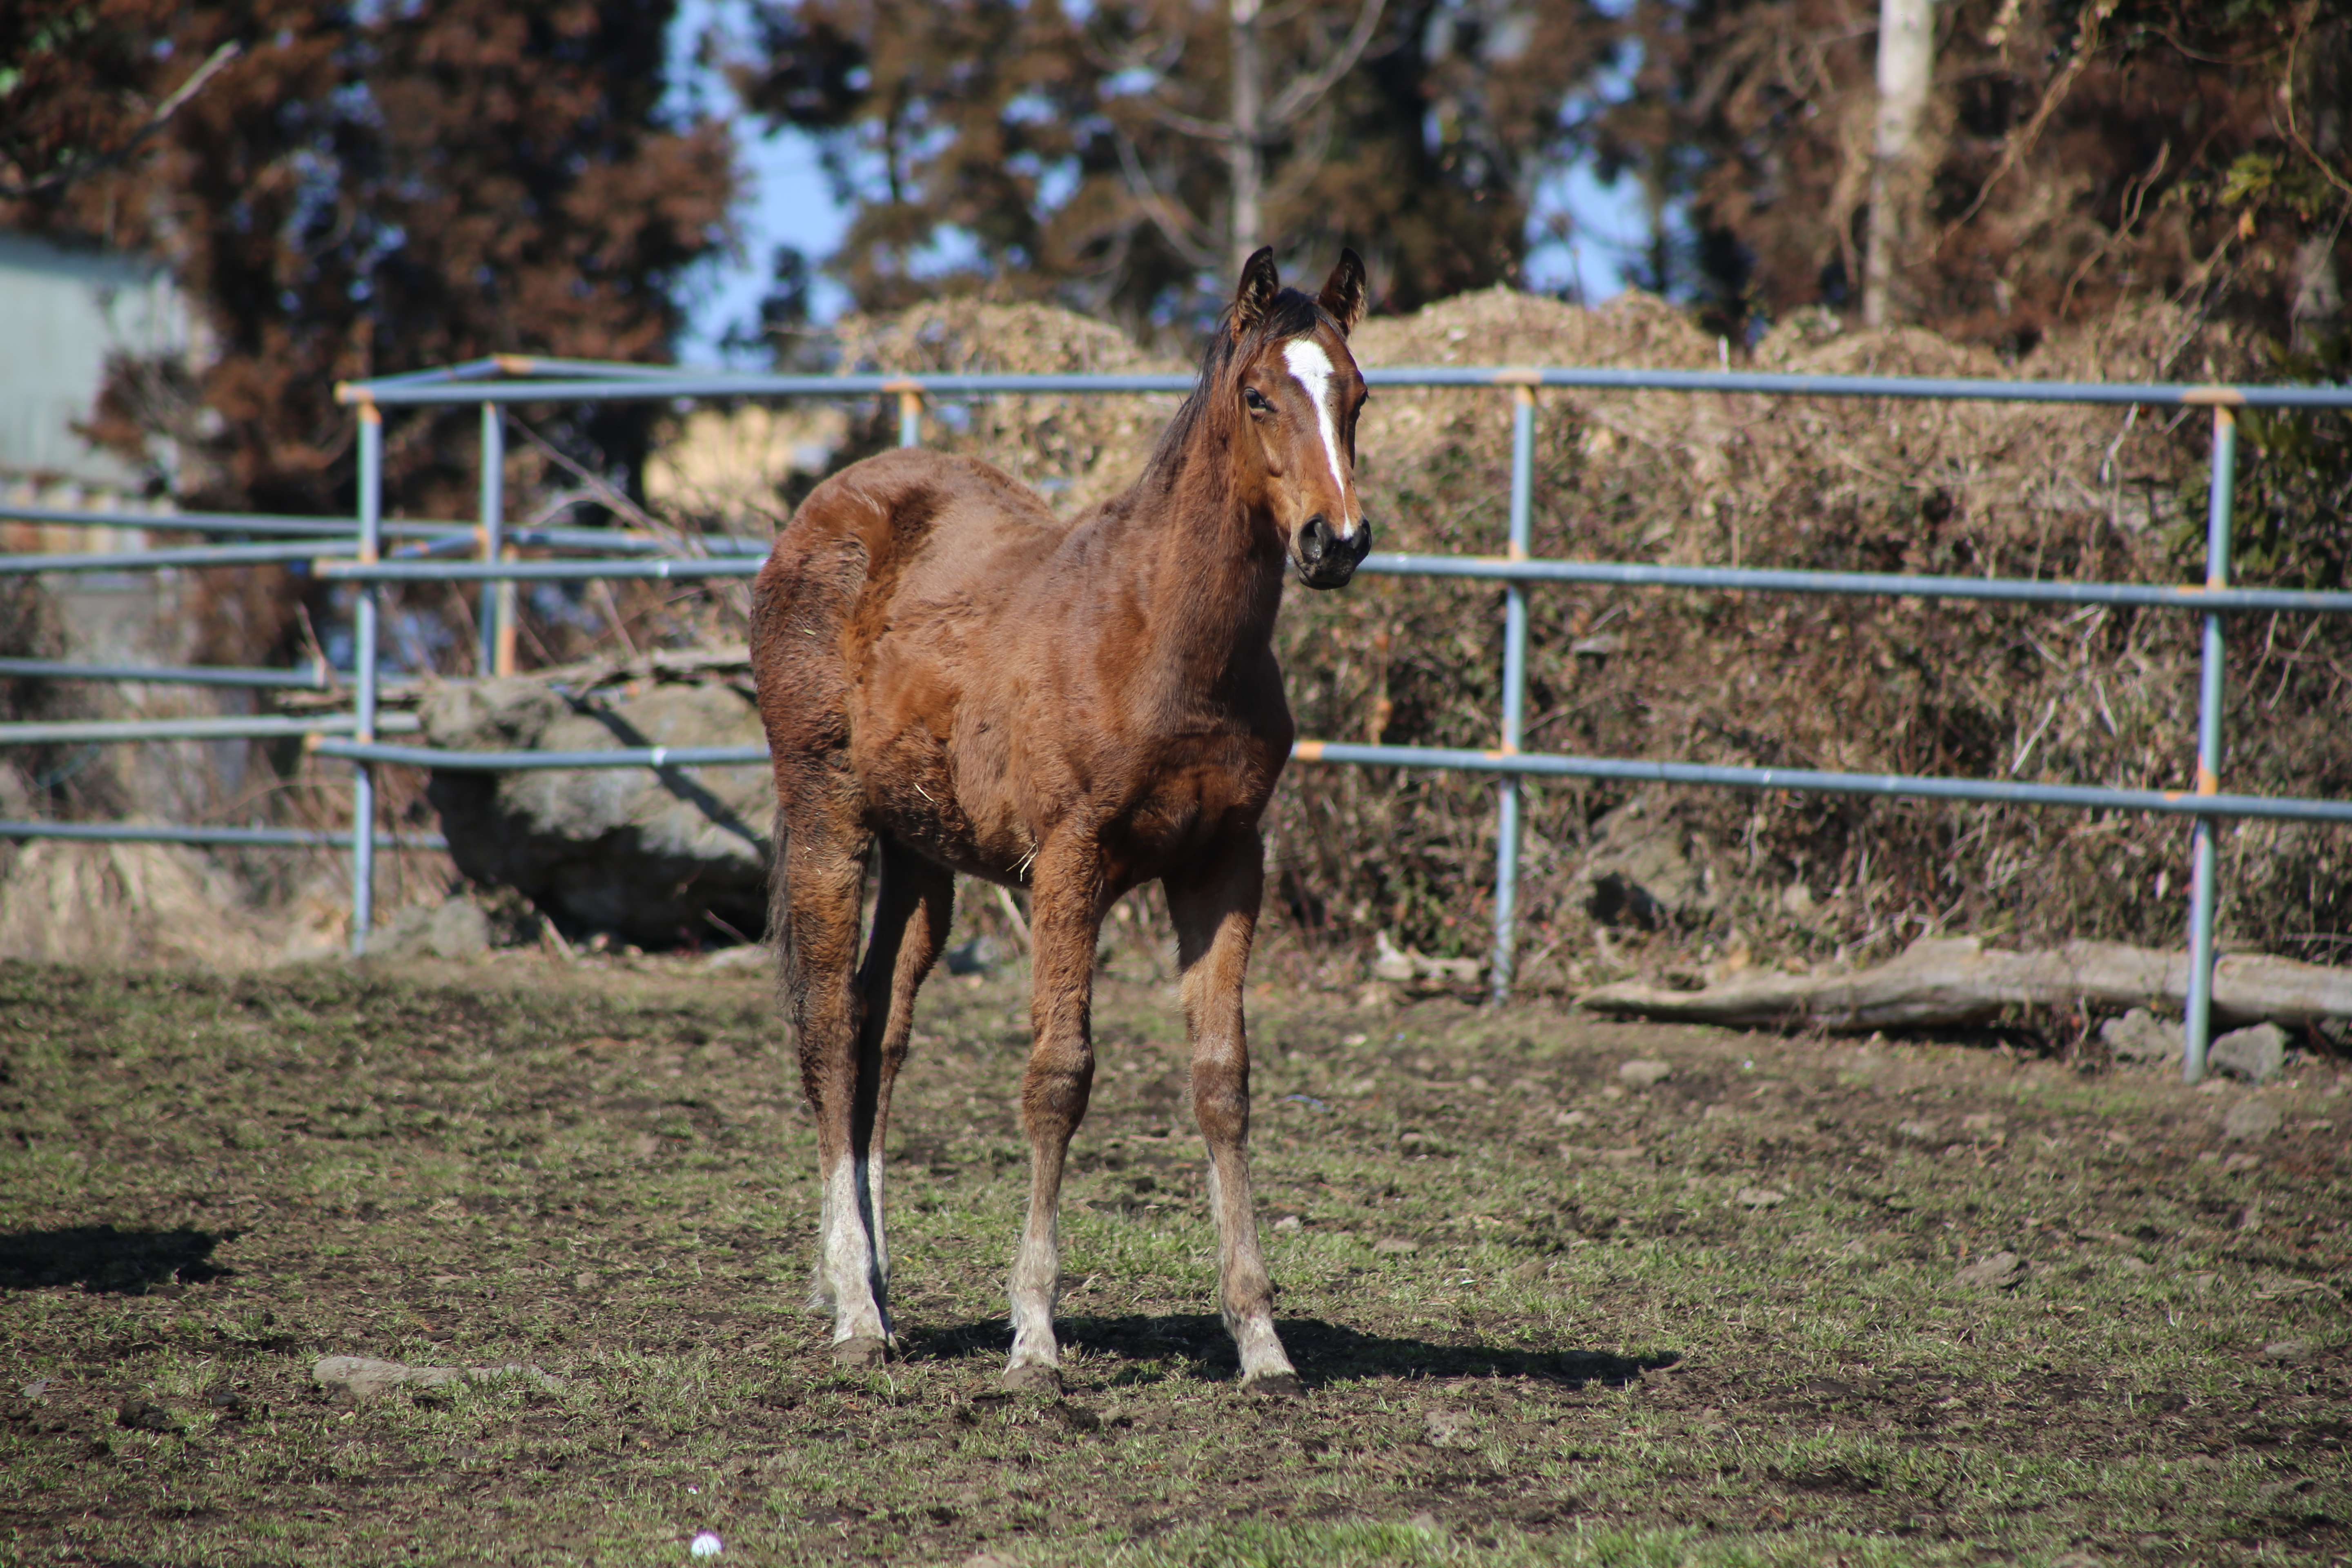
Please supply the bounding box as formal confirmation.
[777,802,895,1363]
[847,837,953,1329]
[1165,833,1300,1395]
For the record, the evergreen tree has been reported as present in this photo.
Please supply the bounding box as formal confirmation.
[1595,0,2352,350]
[735,0,1617,332]
[2,0,737,519]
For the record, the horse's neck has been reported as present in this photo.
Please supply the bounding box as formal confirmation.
[1125,460,1284,693]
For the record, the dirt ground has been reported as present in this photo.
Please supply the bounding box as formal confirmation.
[0,953,2346,1566]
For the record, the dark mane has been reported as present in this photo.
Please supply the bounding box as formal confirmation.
[1142,287,1333,485]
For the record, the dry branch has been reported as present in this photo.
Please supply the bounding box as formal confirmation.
[1577,935,2352,1030]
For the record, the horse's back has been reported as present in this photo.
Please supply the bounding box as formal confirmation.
[751,449,1062,754]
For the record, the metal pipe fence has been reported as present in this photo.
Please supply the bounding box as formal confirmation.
[6,354,2348,1087]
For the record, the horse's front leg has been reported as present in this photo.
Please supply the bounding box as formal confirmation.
[1165,832,1299,1395]
[1004,843,1102,1394]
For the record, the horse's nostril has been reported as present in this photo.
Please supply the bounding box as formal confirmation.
[1298,514,1331,562]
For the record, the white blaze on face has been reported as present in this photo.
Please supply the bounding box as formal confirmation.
[1281,336,1356,537]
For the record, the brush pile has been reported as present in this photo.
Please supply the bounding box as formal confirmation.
[817,287,2352,991]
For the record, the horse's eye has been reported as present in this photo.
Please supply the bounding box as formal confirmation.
[1244,387,1272,413]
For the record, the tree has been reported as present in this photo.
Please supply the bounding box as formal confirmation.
[2,0,737,525]
[1597,0,2352,350]
[736,0,1617,332]
[1863,0,1934,327]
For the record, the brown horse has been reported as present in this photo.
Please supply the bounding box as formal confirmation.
[749,248,1371,1396]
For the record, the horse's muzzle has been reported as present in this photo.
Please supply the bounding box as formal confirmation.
[1293,513,1372,589]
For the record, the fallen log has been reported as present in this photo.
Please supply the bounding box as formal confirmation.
[1575,936,2352,1031]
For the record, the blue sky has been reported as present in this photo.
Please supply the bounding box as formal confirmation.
[664,0,1644,365]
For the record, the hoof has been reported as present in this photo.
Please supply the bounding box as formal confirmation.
[1243,1372,1306,1400]
[1002,1363,1062,1397]
[830,1335,888,1370]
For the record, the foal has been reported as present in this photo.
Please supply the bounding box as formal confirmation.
[750,248,1372,1395]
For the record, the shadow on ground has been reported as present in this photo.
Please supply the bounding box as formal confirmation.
[0,1225,234,1294]
[903,1311,1672,1388]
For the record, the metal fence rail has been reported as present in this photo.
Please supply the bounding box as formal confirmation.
[7,353,2349,1086]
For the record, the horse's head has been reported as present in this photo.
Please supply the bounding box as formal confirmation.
[1227,247,1373,590]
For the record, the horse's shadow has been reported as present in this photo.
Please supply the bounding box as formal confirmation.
[0,1225,234,1294]
[900,1312,1672,1389]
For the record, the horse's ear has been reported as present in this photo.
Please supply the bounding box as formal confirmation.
[1317,249,1368,338]
[1230,247,1280,341]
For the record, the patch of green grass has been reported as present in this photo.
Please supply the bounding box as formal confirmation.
[0,958,2346,1564]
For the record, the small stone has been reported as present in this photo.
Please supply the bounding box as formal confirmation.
[1599,1144,1647,1165]
[1407,1511,1441,1532]
[943,935,1001,976]
[1273,1214,1303,1232]
[2116,1256,2153,1275]
[1896,1119,1940,1142]
[2100,1008,2183,1065]
[1557,1109,1589,1127]
[115,1398,180,1434]
[1617,1059,1673,1089]
[2261,1339,2316,1365]
[1423,1406,1479,1448]
[311,1355,561,1401]
[1954,1251,2027,1290]
[701,944,766,973]
[2210,1023,2288,1086]
[2223,1098,2284,1142]
[1372,1237,1419,1254]
[1737,1186,1788,1208]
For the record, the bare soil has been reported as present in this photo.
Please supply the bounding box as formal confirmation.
[0,954,2346,1565]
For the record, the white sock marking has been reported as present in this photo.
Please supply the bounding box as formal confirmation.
[1281,338,1355,538]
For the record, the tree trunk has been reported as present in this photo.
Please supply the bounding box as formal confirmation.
[1229,0,1264,275]
[1863,0,1934,327]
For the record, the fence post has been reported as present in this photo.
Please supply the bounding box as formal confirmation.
[898,387,923,449]
[1490,383,1536,1003]
[2183,405,2237,1083]
[478,402,503,675]
[350,402,383,955]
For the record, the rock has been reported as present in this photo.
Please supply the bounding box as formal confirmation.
[312,1355,563,1401]
[2223,1097,2284,1142]
[1371,1236,1419,1254]
[1953,1251,2027,1290]
[374,895,494,961]
[2211,1023,2287,1086]
[1584,796,1715,930]
[700,944,766,973]
[944,935,1003,976]
[1423,1406,1479,1448]
[1617,1058,1673,1088]
[421,675,771,949]
[1736,1187,1787,1208]
[2101,1008,2183,1065]
[1273,1214,1303,1232]
[2261,1339,2317,1365]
